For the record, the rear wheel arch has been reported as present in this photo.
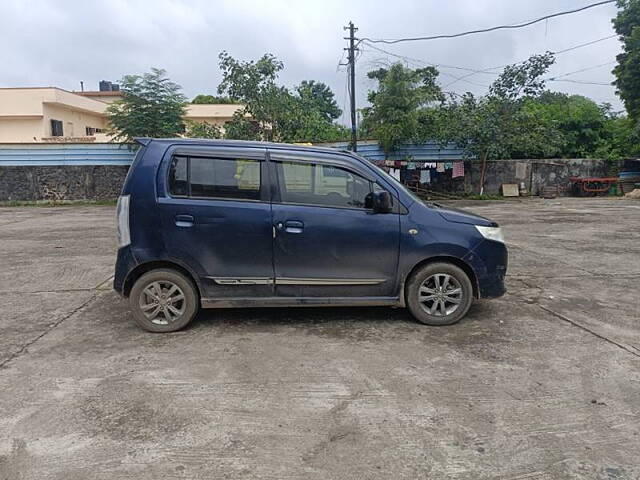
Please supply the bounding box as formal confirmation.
[403,256,479,301]
[123,260,201,299]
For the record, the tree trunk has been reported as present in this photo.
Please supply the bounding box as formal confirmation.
[479,151,488,195]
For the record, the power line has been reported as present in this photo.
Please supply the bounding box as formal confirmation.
[548,79,613,85]
[441,35,618,87]
[445,35,616,88]
[360,41,492,88]
[547,61,616,80]
[340,68,349,125]
[363,33,616,77]
[358,0,615,45]
[476,34,618,74]
[361,35,618,90]
[362,41,496,75]
[336,49,348,72]
[553,34,616,55]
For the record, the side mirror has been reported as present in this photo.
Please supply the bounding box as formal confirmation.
[372,190,392,213]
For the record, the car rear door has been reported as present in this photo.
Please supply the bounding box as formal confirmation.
[269,149,400,299]
[157,145,274,299]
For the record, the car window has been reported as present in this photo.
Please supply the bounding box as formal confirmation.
[168,156,188,196]
[372,162,422,206]
[168,155,261,201]
[277,161,372,209]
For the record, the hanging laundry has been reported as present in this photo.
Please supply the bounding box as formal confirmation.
[452,161,465,178]
[444,162,453,170]
[407,162,416,170]
[420,169,431,184]
[385,160,394,167]
[390,168,401,181]
[436,163,445,173]
[394,160,402,168]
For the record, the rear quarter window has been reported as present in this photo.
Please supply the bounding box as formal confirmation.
[167,155,261,201]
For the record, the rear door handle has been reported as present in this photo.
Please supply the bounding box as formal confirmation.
[284,220,304,234]
[175,214,194,227]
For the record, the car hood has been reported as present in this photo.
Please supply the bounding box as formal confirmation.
[435,205,498,227]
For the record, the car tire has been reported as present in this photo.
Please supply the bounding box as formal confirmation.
[406,262,474,326]
[129,269,199,333]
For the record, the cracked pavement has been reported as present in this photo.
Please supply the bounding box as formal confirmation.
[0,198,639,479]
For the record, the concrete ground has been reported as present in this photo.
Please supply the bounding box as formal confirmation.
[0,197,638,480]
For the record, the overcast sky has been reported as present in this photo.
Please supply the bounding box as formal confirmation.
[0,0,623,123]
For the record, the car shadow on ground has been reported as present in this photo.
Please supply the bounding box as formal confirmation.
[185,299,497,336]
[191,304,407,328]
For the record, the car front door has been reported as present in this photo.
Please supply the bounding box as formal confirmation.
[158,146,274,299]
[269,151,400,299]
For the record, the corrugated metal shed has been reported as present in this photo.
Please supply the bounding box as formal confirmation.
[317,140,471,162]
[0,140,470,166]
[0,143,135,166]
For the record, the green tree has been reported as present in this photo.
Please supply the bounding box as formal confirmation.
[521,93,609,158]
[436,54,558,159]
[295,80,342,121]
[106,68,186,143]
[217,51,347,142]
[613,0,640,123]
[361,63,443,154]
[595,107,640,160]
[191,94,238,104]
[184,120,222,139]
[435,54,559,192]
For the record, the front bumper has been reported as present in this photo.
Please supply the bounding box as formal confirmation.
[463,239,508,299]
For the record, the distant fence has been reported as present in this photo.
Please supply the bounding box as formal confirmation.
[0,140,466,167]
[316,140,470,162]
[0,143,135,166]
[0,141,618,201]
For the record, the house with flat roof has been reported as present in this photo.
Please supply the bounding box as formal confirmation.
[0,85,245,143]
[75,90,125,104]
[184,103,243,129]
[0,87,110,143]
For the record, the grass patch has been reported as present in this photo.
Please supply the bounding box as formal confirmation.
[459,193,508,201]
[0,199,117,207]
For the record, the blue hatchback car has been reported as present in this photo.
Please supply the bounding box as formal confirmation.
[114,138,507,332]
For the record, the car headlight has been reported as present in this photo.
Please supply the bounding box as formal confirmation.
[475,225,504,243]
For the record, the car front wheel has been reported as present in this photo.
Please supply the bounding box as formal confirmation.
[129,269,199,332]
[406,262,474,326]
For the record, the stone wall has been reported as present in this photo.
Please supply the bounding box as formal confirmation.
[0,158,613,201]
[0,165,129,201]
[418,159,610,195]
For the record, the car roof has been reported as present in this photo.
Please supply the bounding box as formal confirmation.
[135,137,353,157]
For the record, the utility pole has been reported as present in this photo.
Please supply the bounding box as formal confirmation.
[344,21,358,152]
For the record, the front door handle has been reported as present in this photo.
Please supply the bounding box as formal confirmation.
[175,214,194,227]
[284,220,304,234]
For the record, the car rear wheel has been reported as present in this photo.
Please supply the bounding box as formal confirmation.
[406,262,473,326]
[129,269,198,332]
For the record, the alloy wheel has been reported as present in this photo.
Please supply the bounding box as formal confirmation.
[418,273,463,317]
[139,281,186,325]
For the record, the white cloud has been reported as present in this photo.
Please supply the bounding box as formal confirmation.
[0,0,624,114]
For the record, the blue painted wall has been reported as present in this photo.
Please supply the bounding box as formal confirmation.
[0,141,469,167]
[0,143,135,166]
[318,140,471,162]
